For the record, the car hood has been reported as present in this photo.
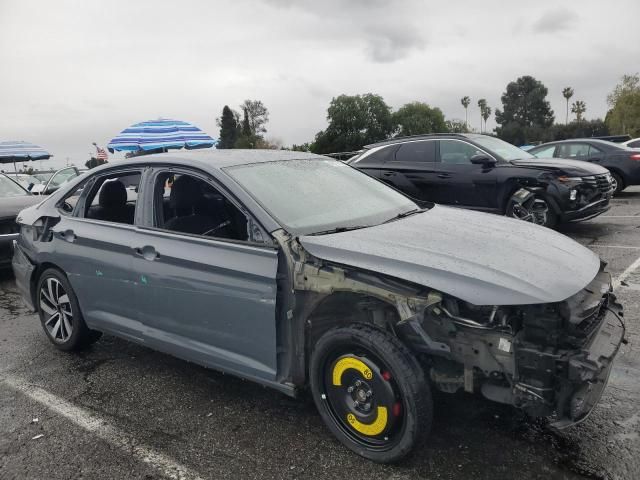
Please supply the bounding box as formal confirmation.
[299,205,600,306]
[0,195,42,218]
[510,157,609,175]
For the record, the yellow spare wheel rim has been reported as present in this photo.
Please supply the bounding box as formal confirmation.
[323,354,402,444]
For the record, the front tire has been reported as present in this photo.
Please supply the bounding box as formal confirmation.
[611,172,625,194]
[36,268,101,351]
[506,195,557,228]
[309,324,432,463]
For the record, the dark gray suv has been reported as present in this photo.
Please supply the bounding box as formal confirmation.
[12,150,625,462]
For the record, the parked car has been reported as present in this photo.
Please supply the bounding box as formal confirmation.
[12,151,624,462]
[5,173,42,191]
[0,174,41,267]
[528,139,640,193]
[622,137,640,149]
[29,167,81,195]
[348,133,614,228]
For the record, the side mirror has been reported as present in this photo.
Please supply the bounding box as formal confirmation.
[470,154,496,166]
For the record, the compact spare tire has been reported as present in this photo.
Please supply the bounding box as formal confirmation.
[310,323,432,463]
[37,268,101,351]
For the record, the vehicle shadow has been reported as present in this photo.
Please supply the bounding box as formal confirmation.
[54,336,596,480]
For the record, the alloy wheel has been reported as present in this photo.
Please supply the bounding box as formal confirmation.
[510,197,550,226]
[39,277,73,343]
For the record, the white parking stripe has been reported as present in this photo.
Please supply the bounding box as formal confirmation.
[2,375,204,480]
[613,254,640,290]
[590,245,640,250]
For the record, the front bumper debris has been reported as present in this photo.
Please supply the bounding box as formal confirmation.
[11,240,36,311]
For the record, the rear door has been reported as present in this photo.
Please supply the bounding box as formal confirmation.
[47,168,144,339]
[435,139,498,208]
[133,167,280,383]
[374,140,443,202]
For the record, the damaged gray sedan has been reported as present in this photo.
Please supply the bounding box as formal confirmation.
[12,150,625,463]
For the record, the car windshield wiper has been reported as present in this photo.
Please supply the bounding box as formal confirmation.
[307,225,370,236]
[383,208,424,224]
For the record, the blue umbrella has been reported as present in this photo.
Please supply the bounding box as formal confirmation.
[0,140,52,173]
[107,118,216,154]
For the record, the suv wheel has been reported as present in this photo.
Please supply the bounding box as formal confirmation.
[310,324,432,463]
[36,268,101,351]
[506,195,557,228]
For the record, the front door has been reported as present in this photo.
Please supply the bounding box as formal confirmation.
[133,168,280,383]
[435,139,498,209]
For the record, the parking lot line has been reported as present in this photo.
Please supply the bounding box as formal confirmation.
[590,245,640,250]
[2,375,204,480]
[613,254,640,290]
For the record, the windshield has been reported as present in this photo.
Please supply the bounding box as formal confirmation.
[225,159,419,235]
[473,136,535,160]
[0,175,29,197]
[33,172,53,182]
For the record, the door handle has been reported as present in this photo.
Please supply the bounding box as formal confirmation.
[58,229,76,243]
[382,171,396,177]
[437,174,451,179]
[134,246,160,261]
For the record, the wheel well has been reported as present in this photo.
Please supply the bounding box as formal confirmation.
[30,261,62,307]
[608,168,625,187]
[304,293,400,369]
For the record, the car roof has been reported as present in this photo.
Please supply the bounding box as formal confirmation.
[87,149,328,174]
[363,133,487,149]
[530,138,623,151]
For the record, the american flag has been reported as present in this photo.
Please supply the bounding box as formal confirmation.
[93,142,109,161]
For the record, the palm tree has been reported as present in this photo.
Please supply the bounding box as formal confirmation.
[477,98,487,133]
[461,96,471,128]
[571,100,586,122]
[482,106,492,134]
[562,87,574,124]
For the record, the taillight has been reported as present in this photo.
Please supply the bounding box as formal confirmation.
[630,153,640,161]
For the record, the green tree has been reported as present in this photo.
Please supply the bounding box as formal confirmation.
[235,99,269,148]
[495,75,554,145]
[392,102,447,137]
[543,119,608,142]
[482,105,492,133]
[446,119,469,133]
[606,74,640,136]
[461,96,471,128]
[85,157,107,169]
[216,105,239,149]
[311,93,395,154]
[571,100,586,122]
[562,87,574,124]
[477,99,487,133]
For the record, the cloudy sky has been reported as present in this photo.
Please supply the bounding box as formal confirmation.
[1,0,639,168]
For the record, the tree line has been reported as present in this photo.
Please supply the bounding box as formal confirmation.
[217,73,640,154]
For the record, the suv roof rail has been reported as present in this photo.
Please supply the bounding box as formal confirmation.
[364,133,469,149]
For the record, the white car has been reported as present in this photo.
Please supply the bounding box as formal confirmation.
[622,137,640,149]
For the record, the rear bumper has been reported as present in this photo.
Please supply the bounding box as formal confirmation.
[0,233,19,268]
[550,303,625,428]
[11,240,36,311]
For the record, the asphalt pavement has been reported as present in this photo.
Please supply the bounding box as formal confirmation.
[1,188,639,480]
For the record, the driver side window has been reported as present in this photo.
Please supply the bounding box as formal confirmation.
[439,140,484,164]
[153,171,251,242]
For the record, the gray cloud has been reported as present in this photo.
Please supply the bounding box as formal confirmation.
[532,8,578,34]
[0,0,638,167]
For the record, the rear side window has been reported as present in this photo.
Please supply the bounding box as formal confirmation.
[628,140,640,148]
[82,171,142,225]
[394,141,436,162]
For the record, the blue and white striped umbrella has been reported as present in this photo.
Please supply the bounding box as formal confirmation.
[0,141,52,164]
[107,118,216,153]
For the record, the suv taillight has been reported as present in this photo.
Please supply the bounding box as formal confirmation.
[630,153,640,161]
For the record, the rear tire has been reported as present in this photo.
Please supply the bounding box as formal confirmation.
[309,323,432,463]
[36,268,101,351]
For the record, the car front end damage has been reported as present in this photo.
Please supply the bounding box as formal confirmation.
[279,229,625,427]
